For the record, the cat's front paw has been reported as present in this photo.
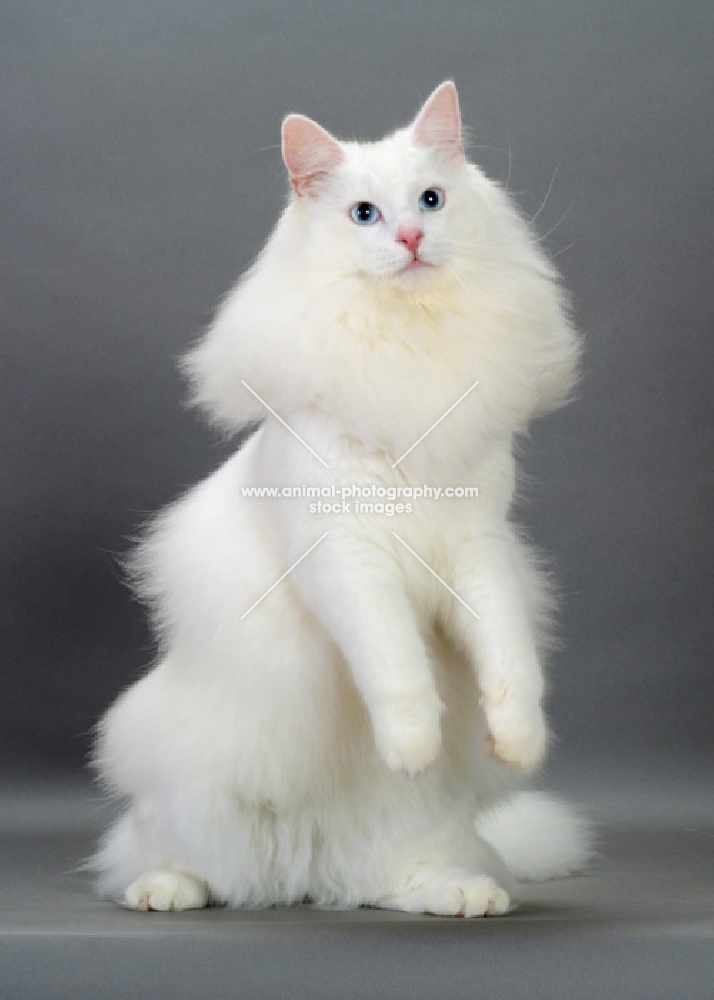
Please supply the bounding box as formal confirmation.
[373,688,444,777]
[483,693,548,772]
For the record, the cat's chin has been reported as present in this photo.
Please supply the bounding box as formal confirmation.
[390,259,438,285]
[360,261,439,290]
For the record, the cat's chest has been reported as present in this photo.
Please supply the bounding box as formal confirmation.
[249,418,511,551]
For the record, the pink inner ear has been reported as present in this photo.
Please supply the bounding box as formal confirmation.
[281,115,343,196]
[412,81,463,157]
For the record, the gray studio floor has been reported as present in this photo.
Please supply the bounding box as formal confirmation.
[1,763,713,999]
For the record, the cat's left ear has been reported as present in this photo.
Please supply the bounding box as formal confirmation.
[282,115,344,197]
[411,81,464,162]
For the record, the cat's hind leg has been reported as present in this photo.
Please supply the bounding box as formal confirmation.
[89,806,210,911]
[370,816,517,918]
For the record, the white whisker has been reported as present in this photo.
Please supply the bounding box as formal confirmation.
[551,238,581,259]
[448,263,501,299]
[533,205,572,245]
[529,162,561,228]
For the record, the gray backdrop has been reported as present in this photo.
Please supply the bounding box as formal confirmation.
[1,0,712,794]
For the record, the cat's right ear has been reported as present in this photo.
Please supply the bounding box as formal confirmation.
[281,115,344,197]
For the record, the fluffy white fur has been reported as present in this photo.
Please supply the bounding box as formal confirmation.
[91,82,589,917]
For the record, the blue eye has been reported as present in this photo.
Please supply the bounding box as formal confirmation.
[419,188,445,212]
[350,202,381,225]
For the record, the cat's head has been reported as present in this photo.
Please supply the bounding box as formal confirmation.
[280,82,477,288]
[185,82,580,442]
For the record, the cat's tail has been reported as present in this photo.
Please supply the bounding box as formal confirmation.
[476,791,594,882]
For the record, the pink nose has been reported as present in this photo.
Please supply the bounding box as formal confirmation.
[396,226,423,256]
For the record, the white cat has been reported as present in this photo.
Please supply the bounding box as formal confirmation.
[91,82,590,917]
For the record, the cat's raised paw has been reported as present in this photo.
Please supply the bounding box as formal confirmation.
[484,698,548,772]
[123,870,209,912]
[373,689,443,776]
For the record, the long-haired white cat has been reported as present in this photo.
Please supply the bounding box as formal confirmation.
[91,82,590,917]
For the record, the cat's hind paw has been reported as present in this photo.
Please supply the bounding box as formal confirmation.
[380,872,511,918]
[123,870,209,912]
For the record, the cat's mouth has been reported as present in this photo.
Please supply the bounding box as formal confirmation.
[399,256,432,274]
